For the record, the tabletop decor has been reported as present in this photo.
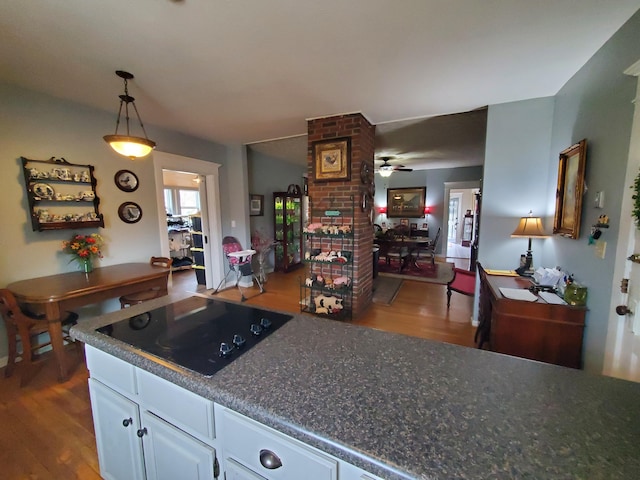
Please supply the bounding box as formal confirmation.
[62,233,104,273]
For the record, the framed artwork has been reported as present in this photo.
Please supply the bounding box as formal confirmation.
[553,139,587,239]
[118,201,143,224]
[312,137,351,182]
[249,194,264,216]
[114,170,139,192]
[387,187,426,218]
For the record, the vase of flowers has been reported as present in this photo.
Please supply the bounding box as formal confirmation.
[62,233,104,273]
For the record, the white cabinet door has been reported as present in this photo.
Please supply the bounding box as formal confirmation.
[141,410,217,480]
[88,378,145,480]
[224,457,268,480]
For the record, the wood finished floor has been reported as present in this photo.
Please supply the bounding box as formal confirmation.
[0,258,475,479]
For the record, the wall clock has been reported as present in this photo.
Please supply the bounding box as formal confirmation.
[118,201,143,224]
[114,169,139,192]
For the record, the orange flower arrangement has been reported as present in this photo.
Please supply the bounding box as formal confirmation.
[62,233,104,260]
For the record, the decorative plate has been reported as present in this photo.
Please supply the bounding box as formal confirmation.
[114,169,139,192]
[33,183,54,199]
[360,162,372,185]
[118,201,143,224]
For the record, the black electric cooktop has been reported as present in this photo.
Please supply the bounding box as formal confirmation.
[96,296,293,377]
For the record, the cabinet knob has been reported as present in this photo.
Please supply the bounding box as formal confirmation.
[136,427,147,438]
[259,449,282,469]
[122,417,133,427]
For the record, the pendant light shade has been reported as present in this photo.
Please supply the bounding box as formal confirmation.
[104,70,156,159]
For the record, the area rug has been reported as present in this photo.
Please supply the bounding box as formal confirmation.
[372,276,403,305]
[378,260,455,285]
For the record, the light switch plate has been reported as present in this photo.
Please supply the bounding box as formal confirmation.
[594,191,605,208]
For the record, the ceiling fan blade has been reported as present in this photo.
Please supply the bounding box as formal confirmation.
[394,167,413,172]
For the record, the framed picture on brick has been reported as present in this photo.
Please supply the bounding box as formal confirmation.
[312,137,351,182]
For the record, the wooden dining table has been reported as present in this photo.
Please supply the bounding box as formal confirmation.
[374,236,432,271]
[6,263,171,382]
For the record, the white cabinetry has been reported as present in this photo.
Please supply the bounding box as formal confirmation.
[86,346,383,480]
[86,346,217,480]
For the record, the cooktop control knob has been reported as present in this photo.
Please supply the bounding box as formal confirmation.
[250,323,263,336]
[219,342,233,358]
[260,317,272,330]
[232,334,246,348]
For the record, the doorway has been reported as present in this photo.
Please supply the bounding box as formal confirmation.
[444,182,480,259]
[153,152,223,291]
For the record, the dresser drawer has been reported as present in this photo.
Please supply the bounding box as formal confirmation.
[219,407,337,480]
[85,345,137,397]
[137,368,215,442]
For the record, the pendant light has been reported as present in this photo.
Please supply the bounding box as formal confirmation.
[103,70,156,159]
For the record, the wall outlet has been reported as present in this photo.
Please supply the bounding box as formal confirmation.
[595,240,607,259]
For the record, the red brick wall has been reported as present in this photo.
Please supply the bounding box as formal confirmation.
[307,113,375,317]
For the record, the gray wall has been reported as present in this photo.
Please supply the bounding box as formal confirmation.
[546,11,639,373]
[374,166,484,255]
[479,97,556,270]
[247,148,307,270]
[0,81,243,360]
[480,10,640,373]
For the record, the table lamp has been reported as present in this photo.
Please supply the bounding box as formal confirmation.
[511,211,548,276]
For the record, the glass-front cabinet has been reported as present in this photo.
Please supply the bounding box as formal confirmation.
[273,192,302,272]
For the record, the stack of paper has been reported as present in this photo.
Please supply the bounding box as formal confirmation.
[499,288,538,302]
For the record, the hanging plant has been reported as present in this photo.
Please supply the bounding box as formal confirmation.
[633,170,640,228]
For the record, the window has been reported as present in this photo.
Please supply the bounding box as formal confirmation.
[164,187,200,216]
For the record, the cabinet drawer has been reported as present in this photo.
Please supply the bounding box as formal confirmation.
[219,407,337,480]
[137,368,215,442]
[86,345,137,397]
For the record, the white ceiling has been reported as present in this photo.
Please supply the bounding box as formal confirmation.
[1,0,639,169]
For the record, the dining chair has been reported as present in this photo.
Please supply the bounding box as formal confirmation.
[412,227,441,266]
[0,288,79,386]
[119,256,173,308]
[384,228,410,272]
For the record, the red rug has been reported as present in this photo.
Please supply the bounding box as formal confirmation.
[377,259,455,284]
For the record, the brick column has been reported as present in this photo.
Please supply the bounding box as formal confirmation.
[307,113,375,317]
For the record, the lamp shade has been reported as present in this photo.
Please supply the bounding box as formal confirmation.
[104,135,156,159]
[511,215,548,238]
[379,168,393,177]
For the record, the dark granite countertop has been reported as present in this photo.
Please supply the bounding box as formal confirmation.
[71,293,640,480]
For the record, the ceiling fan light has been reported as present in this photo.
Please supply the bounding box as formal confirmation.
[379,166,393,177]
[104,134,156,159]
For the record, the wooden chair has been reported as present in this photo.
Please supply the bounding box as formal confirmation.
[446,267,476,308]
[119,256,173,308]
[381,229,409,272]
[0,288,79,386]
[412,227,441,266]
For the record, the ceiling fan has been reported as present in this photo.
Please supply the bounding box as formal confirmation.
[376,157,413,177]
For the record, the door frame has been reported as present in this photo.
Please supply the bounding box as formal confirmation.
[443,181,481,258]
[153,152,224,290]
[603,59,640,381]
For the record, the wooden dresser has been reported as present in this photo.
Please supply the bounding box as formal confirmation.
[477,265,587,369]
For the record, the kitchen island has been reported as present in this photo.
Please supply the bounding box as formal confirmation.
[71,293,640,480]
